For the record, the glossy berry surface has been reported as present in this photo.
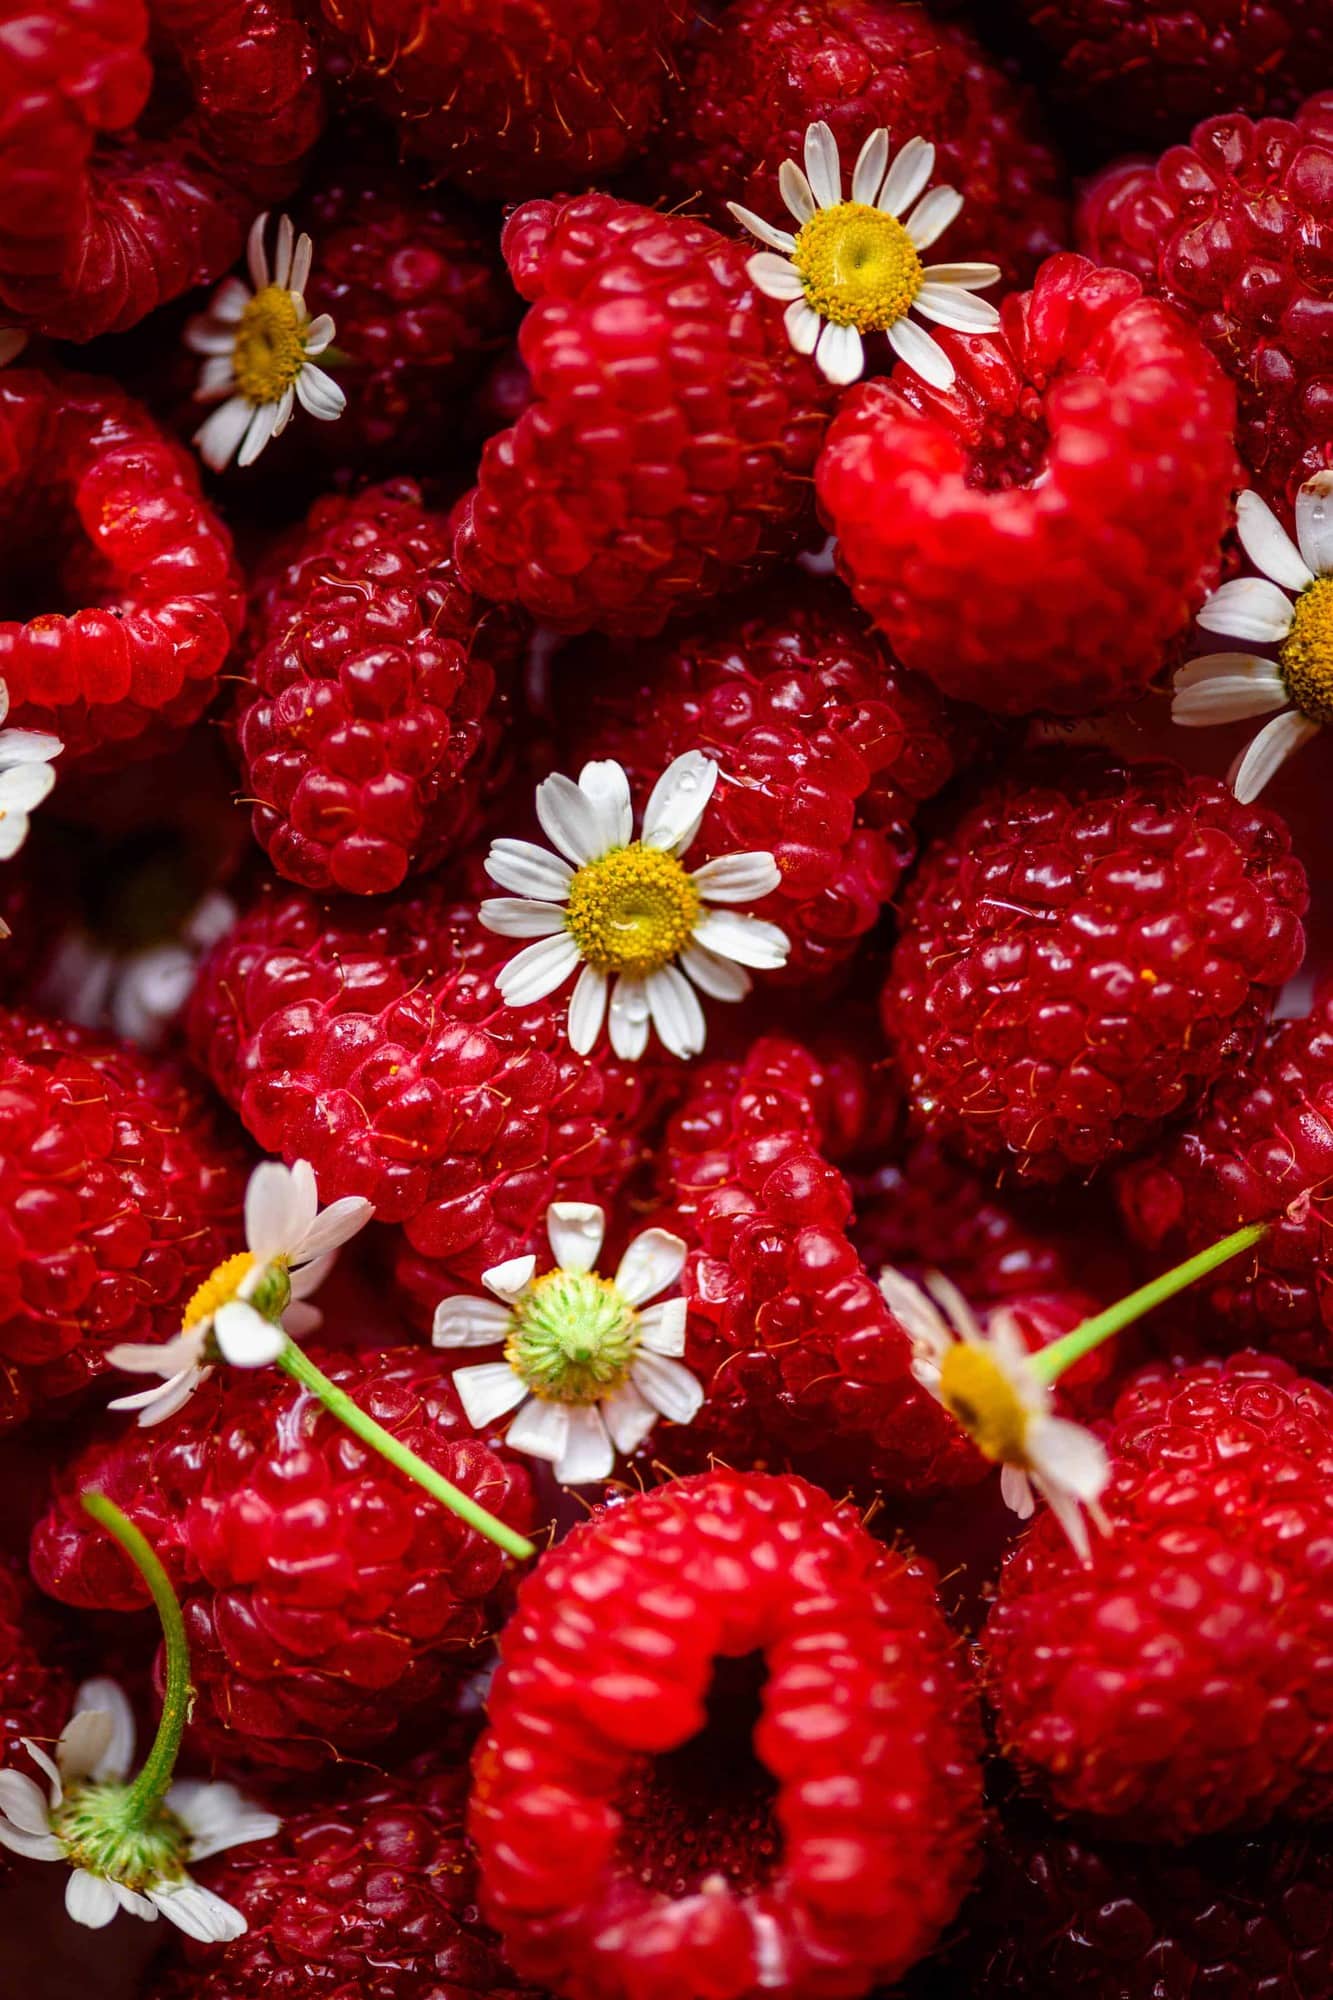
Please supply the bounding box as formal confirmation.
[0,1554,70,1769]
[471,1469,982,2000]
[882,756,1307,1183]
[817,253,1237,716]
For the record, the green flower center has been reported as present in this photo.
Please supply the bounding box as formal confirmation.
[791,203,924,331]
[1280,574,1333,724]
[53,1783,190,1894]
[505,1270,640,1406]
[564,843,700,979]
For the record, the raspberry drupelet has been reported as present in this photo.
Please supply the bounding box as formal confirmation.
[982,1352,1333,1841]
[881,755,1307,1184]
[1078,95,1333,510]
[236,481,525,895]
[470,1469,983,2000]
[816,252,1237,716]
[451,195,838,638]
[0,1007,247,1428]
[653,0,1069,289]
[0,1554,71,1771]
[0,369,244,764]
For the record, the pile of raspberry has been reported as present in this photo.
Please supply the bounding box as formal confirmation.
[5,8,1333,2000]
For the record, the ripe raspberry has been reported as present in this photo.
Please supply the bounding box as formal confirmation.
[471,1469,982,2000]
[0,1006,247,1427]
[0,1554,71,1770]
[236,481,524,896]
[316,0,688,199]
[816,252,1238,716]
[1117,987,1333,1377]
[0,368,244,763]
[0,0,323,341]
[32,1349,537,1767]
[982,1351,1333,1840]
[651,0,1069,289]
[555,578,979,982]
[882,755,1307,1183]
[451,194,837,638]
[1077,95,1333,510]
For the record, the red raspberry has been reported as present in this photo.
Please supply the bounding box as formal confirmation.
[555,579,978,982]
[0,1553,71,1769]
[1117,987,1333,1377]
[471,1469,983,2000]
[816,252,1238,715]
[1077,95,1333,510]
[452,194,837,638]
[0,368,244,763]
[982,1352,1333,1840]
[32,1349,537,1767]
[882,755,1307,1183]
[651,0,1070,289]
[0,1006,247,1426]
[236,481,524,896]
[315,0,688,199]
[0,0,323,341]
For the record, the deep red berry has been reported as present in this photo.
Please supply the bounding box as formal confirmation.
[236,481,523,896]
[652,0,1069,288]
[882,755,1307,1183]
[452,194,837,638]
[816,253,1237,716]
[1077,95,1333,510]
[0,1553,71,1769]
[982,1352,1333,1841]
[0,1007,247,1426]
[0,368,244,763]
[471,1469,982,2000]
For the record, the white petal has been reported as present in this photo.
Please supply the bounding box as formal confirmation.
[645,964,707,1060]
[0,1821,62,1860]
[566,963,608,1055]
[150,1879,247,1943]
[815,320,864,387]
[1171,654,1290,723]
[747,252,805,303]
[693,850,781,904]
[0,760,54,813]
[905,184,964,249]
[547,1201,605,1274]
[485,838,574,901]
[879,135,936,218]
[878,1265,952,1361]
[1036,1477,1095,1565]
[483,1254,537,1303]
[804,121,842,208]
[184,319,236,359]
[554,1405,615,1485]
[637,1297,688,1357]
[0,811,28,860]
[678,943,752,1002]
[778,159,817,224]
[1296,468,1333,578]
[112,1884,158,1920]
[609,977,651,1060]
[69,1679,135,1783]
[107,1330,205,1380]
[536,770,608,865]
[246,1159,313,1259]
[168,1780,280,1861]
[193,395,253,471]
[726,203,797,254]
[213,1300,287,1369]
[432,1295,514,1348]
[0,729,63,770]
[851,128,890,205]
[496,933,582,1007]
[601,1378,660,1455]
[20,1738,61,1801]
[194,353,237,398]
[921,262,1002,290]
[1197,574,1296,643]
[290,231,314,298]
[66,1870,119,1929]
[454,1362,529,1429]
[294,365,346,420]
[631,1352,704,1425]
[1230,709,1322,802]
[108,1368,205,1427]
[641,752,718,855]
[506,1397,571,1465]
[887,315,956,390]
[302,310,334,354]
[1236,489,1313,592]
[691,908,790,970]
[271,213,295,289]
[578,760,634,850]
[615,1227,687,1306]
[293,1193,373,1264]
[58,1709,115,1788]
[1028,1416,1112,1504]
[1000,1462,1036,1521]
[913,283,1001,332]
[237,398,282,468]
[203,276,252,326]
[247,211,271,291]
[784,299,824,356]
[0,1770,54,1833]
[479,897,569,939]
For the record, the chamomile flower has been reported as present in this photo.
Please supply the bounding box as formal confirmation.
[729,120,1001,388]
[0,677,61,874]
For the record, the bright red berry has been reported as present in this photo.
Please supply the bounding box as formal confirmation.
[882,755,1307,1183]
[471,1468,983,2000]
[816,252,1238,716]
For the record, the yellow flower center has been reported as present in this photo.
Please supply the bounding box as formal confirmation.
[231,284,309,405]
[937,1343,1031,1464]
[791,202,924,331]
[1280,574,1333,724]
[181,1251,256,1331]
[505,1270,639,1406]
[564,843,700,979]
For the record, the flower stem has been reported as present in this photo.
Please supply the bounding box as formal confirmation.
[276,1342,535,1562]
[1028,1221,1268,1386]
[80,1492,192,1820]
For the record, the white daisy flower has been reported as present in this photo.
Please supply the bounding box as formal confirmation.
[39,890,236,1052]
[480,752,789,1061]
[0,677,61,885]
[1172,474,1333,801]
[185,212,345,472]
[433,1201,702,1485]
[729,120,1001,389]
[881,1265,1111,1562]
[0,1678,278,1939]
[107,1157,373,1425]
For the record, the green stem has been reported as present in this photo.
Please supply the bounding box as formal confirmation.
[276,1343,534,1562]
[1029,1221,1268,1386]
[80,1493,191,1820]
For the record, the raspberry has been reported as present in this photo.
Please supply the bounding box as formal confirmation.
[0,1553,71,1770]
[816,252,1238,716]
[452,194,837,638]
[555,578,978,982]
[982,1352,1333,1840]
[32,1349,537,1767]
[0,368,244,763]
[1077,95,1333,511]
[0,0,323,341]
[0,1006,247,1426]
[471,1469,982,2000]
[236,481,524,896]
[1117,987,1333,1377]
[882,754,1307,1183]
[315,0,688,199]
[651,0,1070,289]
